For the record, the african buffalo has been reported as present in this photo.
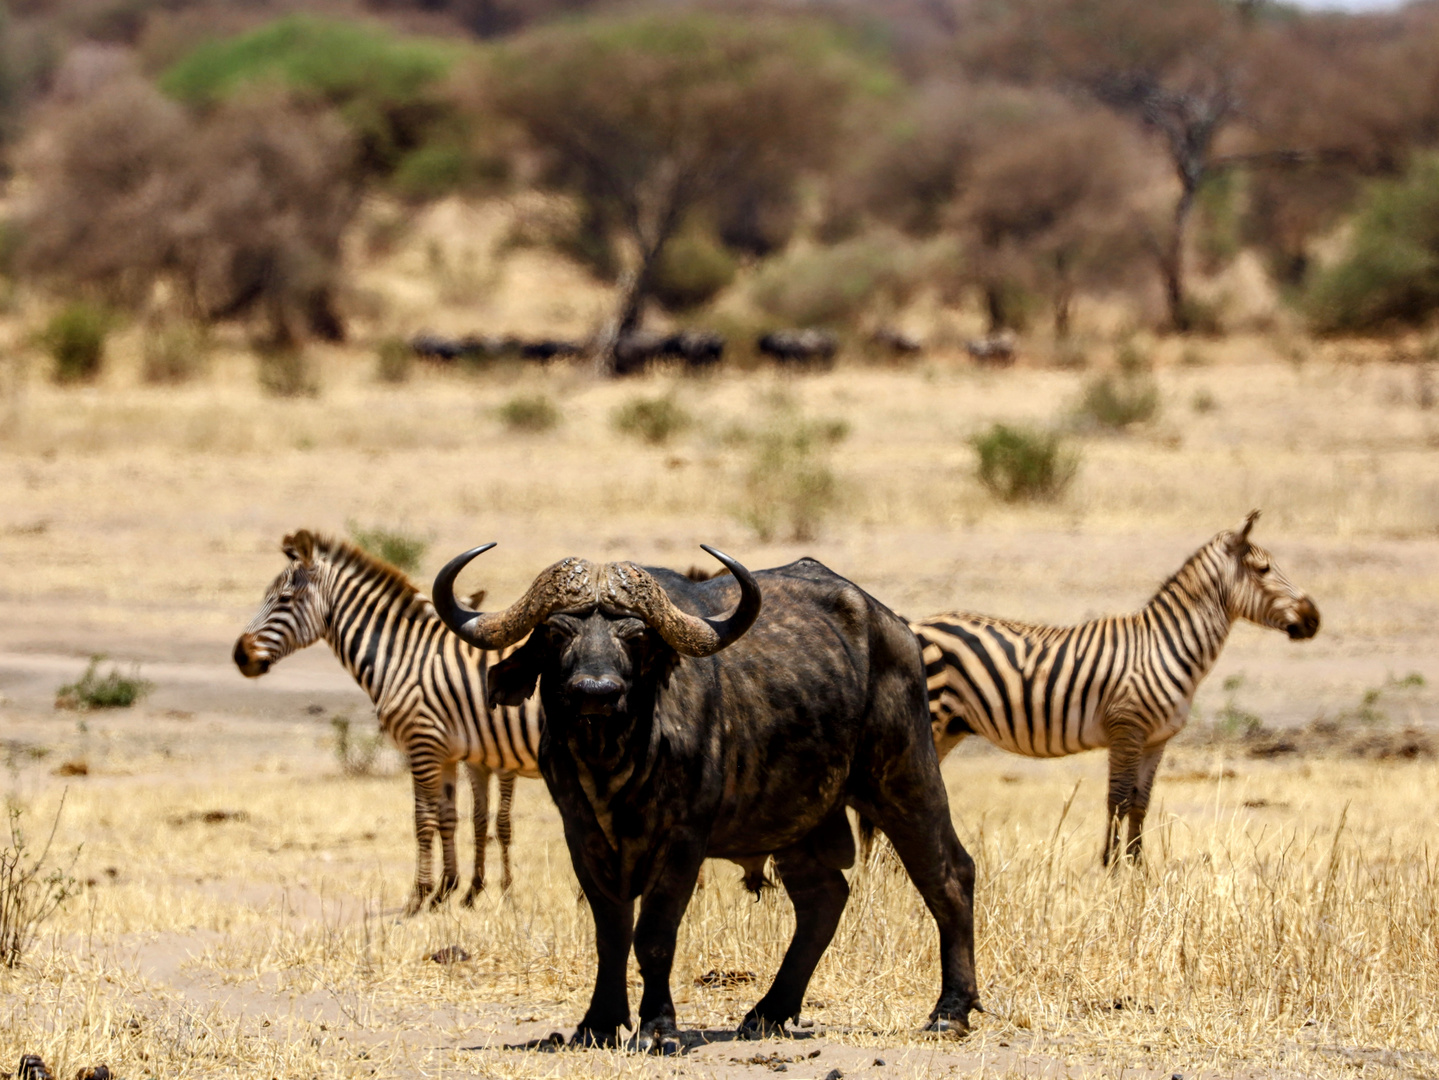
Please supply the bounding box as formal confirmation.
[758,329,839,369]
[432,544,980,1051]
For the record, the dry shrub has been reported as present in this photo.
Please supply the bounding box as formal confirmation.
[611,394,691,445]
[497,393,560,433]
[1076,372,1161,431]
[733,401,848,541]
[1,802,76,969]
[346,521,427,574]
[19,76,360,347]
[255,346,318,399]
[750,234,927,328]
[374,337,412,384]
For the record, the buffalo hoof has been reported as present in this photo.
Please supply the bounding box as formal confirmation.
[921,1016,970,1038]
[632,1021,681,1056]
[571,1024,625,1049]
[737,1013,788,1040]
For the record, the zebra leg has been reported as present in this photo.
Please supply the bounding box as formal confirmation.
[496,773,516,893]
[461,762,492,907]
[430,760,461,907]
[1103,722,1148,867]
[1125,742,1168,862]
[407,769,442,916]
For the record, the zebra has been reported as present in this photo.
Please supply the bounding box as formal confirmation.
[912,512,1320,865]
[233,529,541,915]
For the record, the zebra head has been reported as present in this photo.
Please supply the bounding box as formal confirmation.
[1221,511,1320,640]
[234,530,330,677]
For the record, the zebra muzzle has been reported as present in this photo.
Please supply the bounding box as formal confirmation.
[233,636,272,677]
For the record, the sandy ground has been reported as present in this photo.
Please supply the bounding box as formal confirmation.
[2,349,1438,1078]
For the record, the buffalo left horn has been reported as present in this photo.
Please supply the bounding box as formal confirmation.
[610,544,762,657]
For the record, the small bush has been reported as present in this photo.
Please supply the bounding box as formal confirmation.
[347,521,427,574]
[375,337,412,384]
[612,395,692,445]
[1191,389,1217,414]
[736,405,849,541]
[41,302,110,384]
[1,801,77,968]
[55,656,152,711]
[750,235,923,327]
[142,321,209,385]
[651,230,738,312]
[498,393,560,433]
[971,423,1078,503]
[256,346,319,398]
[1076,372,1160,431]
[331,716,385,777]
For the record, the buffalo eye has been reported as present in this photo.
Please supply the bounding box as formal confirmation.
[613,618,648,641]
[545,615,582,644]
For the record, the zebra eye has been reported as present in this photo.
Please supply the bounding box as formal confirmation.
[278,591,294,603]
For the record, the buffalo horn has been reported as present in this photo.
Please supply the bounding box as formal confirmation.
[625,545,762,657]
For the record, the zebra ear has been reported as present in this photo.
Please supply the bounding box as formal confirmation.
[1229,510,1260,551]
[465,589,487,610]
[282,530,316,566]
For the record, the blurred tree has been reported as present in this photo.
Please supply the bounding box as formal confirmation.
[490,11,885,369]
[19,76,361,346]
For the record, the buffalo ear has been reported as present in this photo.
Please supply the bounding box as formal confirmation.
[1228,510,1260,552]
[282,530,316,566]
[487,633,543,709]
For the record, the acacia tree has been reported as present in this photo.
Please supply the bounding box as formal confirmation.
[491,12,876,369]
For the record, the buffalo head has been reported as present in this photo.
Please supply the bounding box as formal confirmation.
[431,544,761,757]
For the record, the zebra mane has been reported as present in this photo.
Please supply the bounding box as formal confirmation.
[1146,532,1228,607]
[308,533,428,607]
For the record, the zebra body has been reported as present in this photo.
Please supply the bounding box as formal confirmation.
[912,513,1319,863]
[235,529,541,913]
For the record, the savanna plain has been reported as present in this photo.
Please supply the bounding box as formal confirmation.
[1,332,1438,1080]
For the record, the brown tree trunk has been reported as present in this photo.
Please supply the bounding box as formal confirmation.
[1163,177,1200,334]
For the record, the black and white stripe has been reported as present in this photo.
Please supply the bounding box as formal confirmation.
[235,530,541,913]
[912,513,1319,863]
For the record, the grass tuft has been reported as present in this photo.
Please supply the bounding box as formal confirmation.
[611,395,692,445]
[1076,371,1160,431]
[971,423,1078,503]
[54,657,152,711]
[256,346,319,399]
[734,402,848,541]
[375,337,412,384]
[497,393,560,433]
[41,302,110,385]
[1,800,77,968]
[142,321,210,385]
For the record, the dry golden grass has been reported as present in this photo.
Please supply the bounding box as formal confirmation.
[1,310,1437,1077]
[1,718,1436,1080]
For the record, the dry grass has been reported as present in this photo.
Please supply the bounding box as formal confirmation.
[0,717,1436,1079]
[1,310,1437,1076]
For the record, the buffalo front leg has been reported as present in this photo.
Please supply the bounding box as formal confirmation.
[461,763,492,906]
[572,861,635,1047]
[633,848,705,1053]
[867,793,981,1033]
[740,848,849,1039]
[1125,740,1168,862]
[1103,721,1148,867]
[430,760,461,907]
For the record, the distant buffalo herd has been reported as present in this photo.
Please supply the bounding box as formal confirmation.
[408,326,1020,375]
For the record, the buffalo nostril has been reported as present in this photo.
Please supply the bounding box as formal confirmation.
[569,676,623,699]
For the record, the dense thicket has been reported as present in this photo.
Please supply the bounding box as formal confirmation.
[7,0,1439,346]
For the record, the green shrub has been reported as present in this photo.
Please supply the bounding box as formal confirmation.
[41,302,109,384]
[55,656,152,711]
[971,423,1078,503]
[1076,372,1160,431]
[612,395,692,445]
[498,393,561,433]
[375,337,412,384]
[142,321,209,385]
[735,405,849,541]
[256,346,318,398]
[651,230,738,311]
[347,521,427,574]
[1305,154,1439,334]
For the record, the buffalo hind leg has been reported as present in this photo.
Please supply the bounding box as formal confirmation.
[865,787,981,1031]
[740,848,849,1039]
[571,861,635,1047]
[1125,741,1167,862]
[461,763,491,906]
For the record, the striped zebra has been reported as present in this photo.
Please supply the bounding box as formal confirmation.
[233,529,541,914]
[912,513,1320,865]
